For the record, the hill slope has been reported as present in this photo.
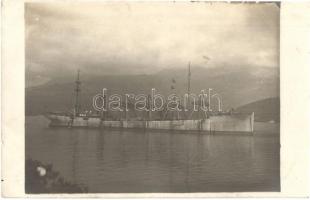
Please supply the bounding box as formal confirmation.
[237,97,280,122]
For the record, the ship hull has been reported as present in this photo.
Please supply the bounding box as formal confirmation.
[45,112,255,133]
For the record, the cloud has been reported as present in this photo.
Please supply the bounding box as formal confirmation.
[26,2,279,80]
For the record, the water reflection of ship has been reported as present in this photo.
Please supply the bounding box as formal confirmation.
[45,64,254,133]
[64,127,256,192]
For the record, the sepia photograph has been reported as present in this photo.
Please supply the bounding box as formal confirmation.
[24,2,280,193]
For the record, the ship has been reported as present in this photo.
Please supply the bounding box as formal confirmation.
[45,65,255,133]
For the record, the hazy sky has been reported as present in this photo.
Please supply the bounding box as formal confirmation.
[26,2,279,81]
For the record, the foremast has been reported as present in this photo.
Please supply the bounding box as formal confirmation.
[74,70,81,117]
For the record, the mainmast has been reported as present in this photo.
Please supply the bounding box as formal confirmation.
[74,69,81,116]
[187,62,191,96]
[187,62,191,118]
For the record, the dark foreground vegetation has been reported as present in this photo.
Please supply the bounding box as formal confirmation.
[25,159,88,193]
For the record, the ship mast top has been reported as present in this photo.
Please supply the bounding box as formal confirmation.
[187,62,191,96]
[186,62,192,119]
[74,69,81,116]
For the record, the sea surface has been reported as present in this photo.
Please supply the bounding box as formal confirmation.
[26,116,280,193]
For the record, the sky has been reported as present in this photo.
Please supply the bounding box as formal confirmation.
[26,2,279,84]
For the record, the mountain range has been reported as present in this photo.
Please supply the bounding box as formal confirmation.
[26,65,279,117]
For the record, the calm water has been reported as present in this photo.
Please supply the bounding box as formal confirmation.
[26,116,280,193]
